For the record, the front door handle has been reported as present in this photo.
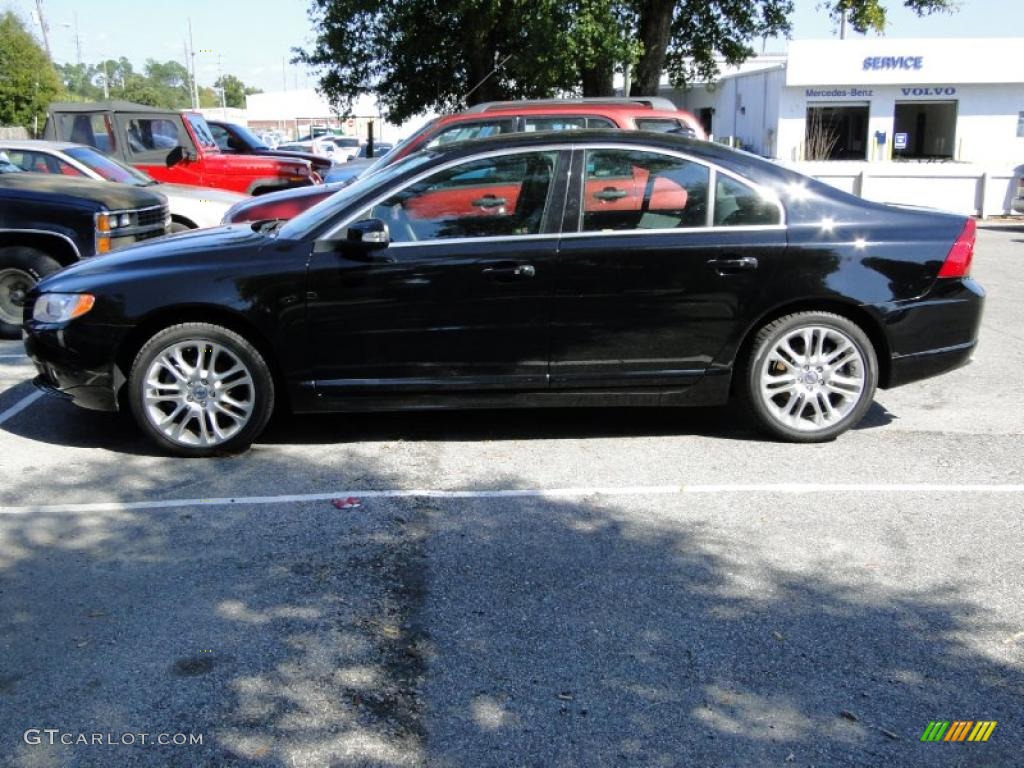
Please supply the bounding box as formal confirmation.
[707,256,758,273]
[472,195,507,209]
[482,262,535,279]
[593,187,628,201]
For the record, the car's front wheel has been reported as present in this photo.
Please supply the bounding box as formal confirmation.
[0,247,62,339]
[740,311,878,442]
[128,323,275,457]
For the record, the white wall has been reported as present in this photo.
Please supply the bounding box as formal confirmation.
[785,160,1022,217]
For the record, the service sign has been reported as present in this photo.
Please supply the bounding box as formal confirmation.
[786,38,1024,86]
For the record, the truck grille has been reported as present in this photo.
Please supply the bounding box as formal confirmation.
[137,205,169,229]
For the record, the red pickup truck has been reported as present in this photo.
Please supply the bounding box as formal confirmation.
[44,101,320,196]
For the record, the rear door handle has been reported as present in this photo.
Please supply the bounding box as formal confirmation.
[593,187,628,201]
[482,262,535,280]
[708,256,758,273]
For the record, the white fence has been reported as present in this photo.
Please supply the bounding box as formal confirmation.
[784,161,1022,218]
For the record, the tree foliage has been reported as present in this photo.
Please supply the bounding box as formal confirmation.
[298,0,961,123]
[0,12,63,133]
[214,74,262,109]
[827,0,956,34]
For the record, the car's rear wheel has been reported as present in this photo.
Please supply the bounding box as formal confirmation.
[0,247,62,339]
[740,311,878,442]
[128,323,275,457]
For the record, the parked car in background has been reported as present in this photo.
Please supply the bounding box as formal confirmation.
[327,136,361,161]
[221,98,706,223]
[43,101,320,196]
[0,154,168,338]
[350,142,394,161]
[0,140,245,231]
[277,137,339,161]
[205,120,332,176]
[25,131,983,455]
[325,159,375,184]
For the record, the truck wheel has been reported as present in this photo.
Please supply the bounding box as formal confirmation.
[0,247,63,339]
[128,322,275,457]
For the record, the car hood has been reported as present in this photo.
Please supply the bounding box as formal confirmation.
[39,224,270,289]
[155,182,247,204]
[0,173,166,210]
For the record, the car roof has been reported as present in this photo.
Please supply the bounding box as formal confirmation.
[0,139,81,152]
[48,100,190,115]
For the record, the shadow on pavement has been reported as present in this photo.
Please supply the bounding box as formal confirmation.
[0,451,1019,767]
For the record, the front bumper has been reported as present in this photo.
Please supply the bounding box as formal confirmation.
[23,324,125,412]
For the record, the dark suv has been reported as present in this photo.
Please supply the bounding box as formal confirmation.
[0,155,168,338]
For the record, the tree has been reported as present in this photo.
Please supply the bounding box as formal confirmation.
[0,12,63,133]
[830,0,955,34]
[298,0,960,121]
[213,74,261,109]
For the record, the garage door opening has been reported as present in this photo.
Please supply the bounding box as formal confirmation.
[893,101,958,160]
[805,105,869,160]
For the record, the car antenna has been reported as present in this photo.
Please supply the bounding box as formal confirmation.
[460,54,513,108]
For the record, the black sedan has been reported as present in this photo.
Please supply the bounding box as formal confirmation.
[23,131,983,456]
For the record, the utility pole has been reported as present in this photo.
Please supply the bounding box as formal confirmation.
[840,8,848,39]
[73,12,81,63]
[217,54,227,116]
[34,0,52,59]
[101,60,109,98]
[188,19,199,109]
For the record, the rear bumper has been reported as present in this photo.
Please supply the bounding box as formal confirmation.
[881,277,984,388]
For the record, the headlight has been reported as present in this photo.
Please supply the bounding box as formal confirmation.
[95,212,133,231]
[32,293,96,323]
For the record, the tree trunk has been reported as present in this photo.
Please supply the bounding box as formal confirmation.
[581,65,614,97]
[629,0,675,96]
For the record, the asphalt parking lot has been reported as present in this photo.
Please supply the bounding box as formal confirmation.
[1,227,1022,767]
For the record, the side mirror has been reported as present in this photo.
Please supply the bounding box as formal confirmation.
[314,218,394,262]
[165,146,196,167]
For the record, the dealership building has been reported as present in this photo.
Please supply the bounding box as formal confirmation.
[664,38,1024,215]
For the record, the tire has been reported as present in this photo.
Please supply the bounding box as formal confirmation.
[0,247,62,339]
[128,323,275,457]
[739,311,878,443]
[168,221,193,234]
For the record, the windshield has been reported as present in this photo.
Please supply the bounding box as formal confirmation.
[230,123,269,150]
[278,151,437,240]
[359,118,438,177]
[65,146,154,186]
[186,113,219,150]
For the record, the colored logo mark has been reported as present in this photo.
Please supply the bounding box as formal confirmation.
[920,720,997,742]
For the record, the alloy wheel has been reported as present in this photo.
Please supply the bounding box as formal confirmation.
[141,339,256,448]
[0,268,34,327]
[758,325,867,432]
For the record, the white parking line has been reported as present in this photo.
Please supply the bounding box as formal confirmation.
[1,483,1023,516]
[0,390,43,427]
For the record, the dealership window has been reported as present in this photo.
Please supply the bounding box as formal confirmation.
[893,101,958,160]
[804,105,869,160]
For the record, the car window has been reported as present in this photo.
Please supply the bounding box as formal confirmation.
[587,117,616,129]
[124,117,184,157]
[635,118,696,138]
[524,117,586,133]
[713,174,781,227]
[353,150,559,243]
[580,149,709,232]
[186,114,218,150]
[425,120,517,148]
[66,114,118,154]
[3,149,84,177]
[65,146,152,185]
[208,123,231,151]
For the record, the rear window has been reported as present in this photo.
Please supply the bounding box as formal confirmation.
[426,120,517,148]
[635,118,696,138]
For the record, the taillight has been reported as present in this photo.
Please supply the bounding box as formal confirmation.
[937,218,976,278]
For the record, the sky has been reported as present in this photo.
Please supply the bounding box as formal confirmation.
[4,0,1024,94]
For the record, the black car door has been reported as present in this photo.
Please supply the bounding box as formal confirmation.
[304,148,569,395]
[549,146,786,388]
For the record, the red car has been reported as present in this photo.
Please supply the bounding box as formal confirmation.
[44,101,321,196]
[223,98,704,223]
